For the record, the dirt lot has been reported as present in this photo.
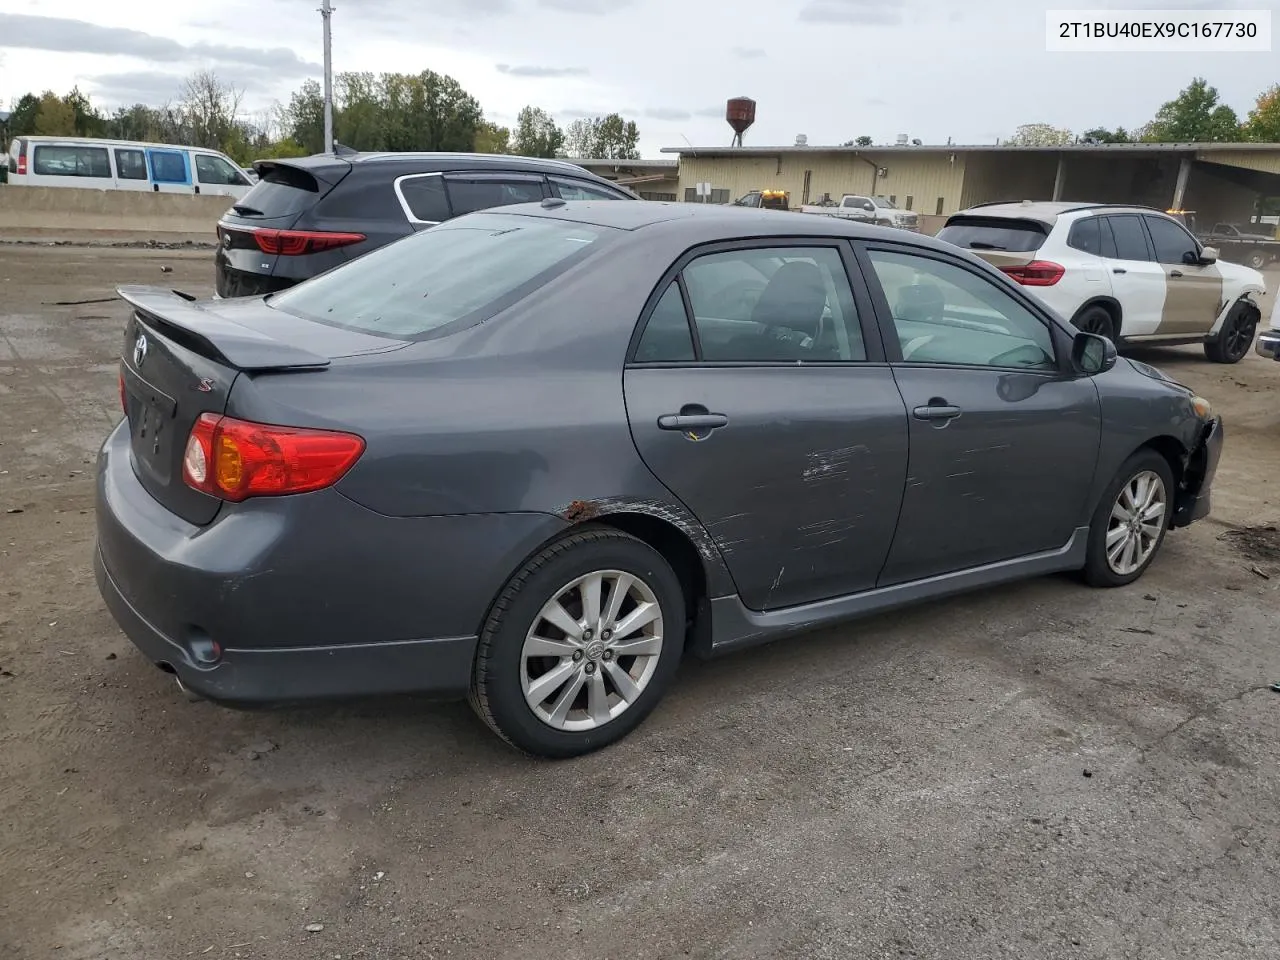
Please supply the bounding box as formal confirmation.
[2,245,1279,960]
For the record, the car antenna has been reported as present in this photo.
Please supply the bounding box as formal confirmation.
[332,141,358,157]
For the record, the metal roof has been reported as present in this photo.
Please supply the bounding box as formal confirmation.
[570,157,678,169]
[660,141,1280,157]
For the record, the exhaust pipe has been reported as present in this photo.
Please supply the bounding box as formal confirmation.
[175,676,204,702]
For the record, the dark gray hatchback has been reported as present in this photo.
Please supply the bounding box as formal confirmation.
[98,200,1223,758]
[214,151,637,298]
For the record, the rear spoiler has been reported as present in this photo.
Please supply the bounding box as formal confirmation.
[116,286,330,371]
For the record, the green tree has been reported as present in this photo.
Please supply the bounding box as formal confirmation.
[1007,123,1074,146]
[1143,77,1241,142]
[283,79,325,154]
[1081,126,1131,143]
[593,113,640,159]
[473,119,511,154]
[8,92,40,136]
[512,106,564,158]
[33,92,76,136]
[1243,84,1280,142]
[64,86,105,137]
[855,135,873,146]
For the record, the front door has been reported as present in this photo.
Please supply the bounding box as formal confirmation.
[859,243,1101,585]
[1142,213,1224,337]
[624,241,909,611]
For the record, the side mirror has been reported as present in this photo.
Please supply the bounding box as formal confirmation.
[1072,331,1117,376]
[1198,245,1219,265]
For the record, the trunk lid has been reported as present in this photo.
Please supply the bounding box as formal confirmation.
[117,285,406,525]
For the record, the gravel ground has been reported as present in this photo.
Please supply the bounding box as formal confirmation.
[1,246,1279,960]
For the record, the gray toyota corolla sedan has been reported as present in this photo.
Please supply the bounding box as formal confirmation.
[96,199,1223,758]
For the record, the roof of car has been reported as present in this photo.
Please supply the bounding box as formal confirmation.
[278,150,603,177]
[951,200,1177,226]
[467,199,963,249]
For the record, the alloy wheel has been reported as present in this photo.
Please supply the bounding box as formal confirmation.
[1105,470,1167,576]
[520,570,665,732]
[1224,316,1254,361]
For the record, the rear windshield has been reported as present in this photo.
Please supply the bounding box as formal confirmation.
[937,216,1049,253]
[268,213,609,339]
[231,164,324,219]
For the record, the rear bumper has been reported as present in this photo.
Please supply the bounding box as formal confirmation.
[1172,416,1224,528]
[93,419,566,705]
[1256,331,1280,360]
[95,546,477,703]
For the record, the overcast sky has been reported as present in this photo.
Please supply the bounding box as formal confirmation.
[0,0,1276,156]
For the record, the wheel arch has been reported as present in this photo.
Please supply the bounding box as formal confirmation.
[1135,434,1188,489]
[1070,296,1123,331]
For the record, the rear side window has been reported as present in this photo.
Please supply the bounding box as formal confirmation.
[33,145,110,178]
[397,175,451,222]
[149,151,188,183]
[1105,215,1152,261]
[937,217,1048,253]
[115,149,147,180]
[1067,217,1103,255]
[550,176,628,201]
[634,282,696,362]
[445,178,545,217]
[268,213,608,339]
[234,164,321,218]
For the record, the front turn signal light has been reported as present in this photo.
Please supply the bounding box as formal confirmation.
[1191,396,1212,419]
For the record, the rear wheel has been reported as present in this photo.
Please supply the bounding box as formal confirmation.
[1083,450,1175,588]
[1204,300,1257,364]
[1247,252,1266,270]
[469,527,685,758]
[1072,304,1117,342]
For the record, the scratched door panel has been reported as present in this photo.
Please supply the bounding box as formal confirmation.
[878,366,1101,586]
[623,365,909,611]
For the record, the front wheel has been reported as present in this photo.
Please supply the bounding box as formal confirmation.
[1083,450,1175,587]
[1204,300,1257,364]
[469,527,685,758]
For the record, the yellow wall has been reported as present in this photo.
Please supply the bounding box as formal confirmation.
[1198,150,1280,176]
[676,151,967,214]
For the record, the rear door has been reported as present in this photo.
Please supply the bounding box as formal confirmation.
[113,147,150,192]
[1142,213,1222,337]
[146,148,192,194]
[1099,214,1166,336]
[623,240,909,611]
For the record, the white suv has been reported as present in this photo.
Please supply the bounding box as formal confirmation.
[937,202,1267,363]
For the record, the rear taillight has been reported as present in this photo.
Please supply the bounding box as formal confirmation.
[182,413,365,501]
[251,229,366,256]
[1000,260,1065,286]
[16,155,27,176]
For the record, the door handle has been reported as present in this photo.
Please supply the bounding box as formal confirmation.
[913,404,962,421]
[1112,267,1127,274]
[658,413,729,431]
[1170,269,1183,278]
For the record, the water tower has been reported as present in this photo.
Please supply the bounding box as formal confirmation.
[726,97,756,147]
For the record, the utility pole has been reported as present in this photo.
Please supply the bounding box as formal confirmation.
[320,0,334,155]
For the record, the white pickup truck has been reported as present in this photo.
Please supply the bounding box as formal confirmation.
[800,194,920,231]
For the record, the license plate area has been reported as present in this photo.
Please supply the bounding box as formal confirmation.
[124,368,178,480]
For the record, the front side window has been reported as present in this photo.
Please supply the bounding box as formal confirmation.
[867,248,1056,371]
[444,178,544,217]
[195,154,247,185]
[33,145,110,178]
[115,149,147,180]
[268,213,607,339]
[550,177,626,201]
[680,246,866,362]
[1144,215,1199,265]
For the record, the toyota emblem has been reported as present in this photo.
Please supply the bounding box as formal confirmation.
[133,333,149,367]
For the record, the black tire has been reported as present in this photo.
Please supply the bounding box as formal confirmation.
[1204,300,1258,364]
[1247,252,1266,270]
[1083,449,1175,588]
[1072,304,1117,342]
[468,526,686,758]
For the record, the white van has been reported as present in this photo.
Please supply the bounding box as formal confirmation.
[5,136,253,198]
